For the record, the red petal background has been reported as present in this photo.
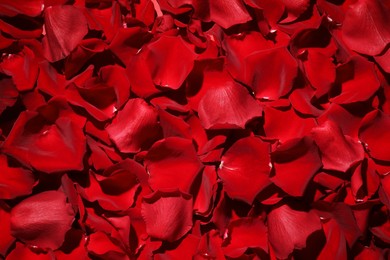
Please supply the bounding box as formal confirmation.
[0,0,389,259]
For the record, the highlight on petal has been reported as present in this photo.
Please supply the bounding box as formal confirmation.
[267,203,322,259]
[359,110,390,161]
[342,0,390,55]
[106,98,161,153]
[311,120,364,172]
[243,47,298,100]
[198,82,263,129]
[141,190,193,242]
[43,5,88,62]
[145,35,197,89]
[222,217,268,258]
[218,136,271,204]
[10,191,75,250]
[271,137,322,196]
[2,99,86,173]
[145,137,203,193]
[0,155,35,199]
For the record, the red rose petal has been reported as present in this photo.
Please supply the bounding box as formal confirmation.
[145,137,203,193]
[342,0,390,56]
[43,5,88,62]
[198,82,263,129]
[271,137,322,196]
[3,103,86,173]
[193,166,218,216]
[145,35,197,89]
[243,47,298,100]
[0,78,18,116]
[311,120,364,172]
[10,190,75,250]
[267,204,322,259]
[218,136,271,204]
[222,217,268,258]
[0,206,14,257]
[0,155,35,199]
[359,110,390,161]
[106,98,161,153]
[141,190,193,242]
[0,0,43,17]
[6,242,53,260]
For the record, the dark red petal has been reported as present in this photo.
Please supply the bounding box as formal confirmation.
[243,47,298,100]
[145,137,203,193]
[359,110,390,161]
[267,204,322,259]
[223,217,268,258]
[43,5,88,62]
[317,219,347,260]
[6,242,53,260]
[0,47,38,92]
[158,110,192,139]
[0,155,35,199]
[10,191,75,250]
[3,110,86,173]
[0,206,14,257]
[375,47,390,73]
[87,231,127,259]
[0,0,43,16]
[0,78,18,116]
[141,190,193,242]
[263,106,317,143]
[289,86,323,117]
[198,82,262,129]
[218,136,271,204]
[311,120,364,172]
[280,0,310,23]
[271,137,322,196]
[193,166,218,216]
[106,98,161,153]
[342,0,390,55]
[331,56,380,104]
[145,36,197,89]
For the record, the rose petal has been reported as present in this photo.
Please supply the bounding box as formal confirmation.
[219,136,271,204]
[141,190,193,242]
[342,0,390,56]
[271,137,322,196]
[0,0,43,16]
[43,5,88,62]
[267,204,322,259]
[106,98,161,153]
[198,82,263,129]
[311,120,364,172]
[6,242,53,260]
[359,110,390,161]
[145,137,203,193]
[222,217,268,258]
[10,190,75,250]
[0,206,14,257]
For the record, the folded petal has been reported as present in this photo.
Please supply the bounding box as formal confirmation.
[145,137,203,193]
[10,191,75,250]
[141,190,193,242]
[218,136,271,204]
[267,204,322,259]
[106,98,161,153]
[43,5,88,62]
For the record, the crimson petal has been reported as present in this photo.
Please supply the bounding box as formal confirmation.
[141,190,193,242]
[43,5,88,62]
[218,136,271,204]
[267,204,322,259]
[10,191,75,250]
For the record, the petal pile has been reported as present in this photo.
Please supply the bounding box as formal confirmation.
[0,0,389,259]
